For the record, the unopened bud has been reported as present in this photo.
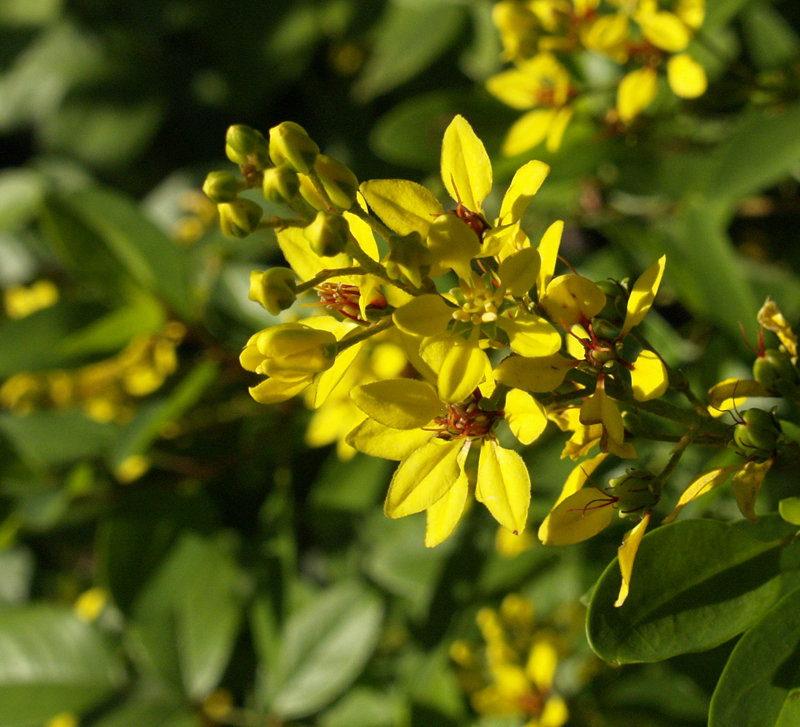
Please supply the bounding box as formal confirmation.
[753,349,800,397]
[732,407,782,461]
[226,125,269,168]
[203,170,240,203]
[303,211,350,257]
[262,163,300,204]
[269,121,319,175]
[314,154,359,210]
[255,324,337,376]
[249,268,297,315]
[385,231,432,289]
[609,469,658,518]
[218,199,263,238]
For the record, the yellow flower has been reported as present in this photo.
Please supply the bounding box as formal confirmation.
[3,279,59,319]
[347,379,548,546]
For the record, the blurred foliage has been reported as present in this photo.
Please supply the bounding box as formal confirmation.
[1,1,800,727]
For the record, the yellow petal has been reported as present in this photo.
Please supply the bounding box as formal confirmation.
[314,339,364,407]
[630,349,669,401]
[667,53,707,98]
[351,379,444,429]
[707,378,774,415]
[732,458,773,523]
[537,220,563,300]
[425,467,470,547]
[540,695,569,727]
[346,418,432,460]
[580,379,624,447]
[662,465,739,524]
[758,298,798,357]
[384,439,462,517]
[486,68,540,110]
[526,640,558,691]
[676,0,704,29]
[426,214,482,280]
[582,13,630,56]
[498,248,541,297]
[637,10,691,52]
[498,160,551,224]
[621,255,666,337]
[545,106,573,153]
[393,293,454,337]
[501,109,557,157]
[359,179,444,238]
[276,226,350,282]
[541,274,607,328]
[504,388,548,445]
[615,512,651,607]
[343,210,379,261]
[441,115,492,213]
[249,376,312,404]
[494,353,576,392]
[554,452,608,506]
[497,313,562,357]
[617,67,658,124]
[438,337,490,403]
[476,440,531,534]
[538,487,614,545]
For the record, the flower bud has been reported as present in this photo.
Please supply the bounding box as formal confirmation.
[732,407,782,461]
[609,469,658,518]
[218,199,264,238]
[203,170,241,203]
[255,323,337,377]
[753,349,800,397]
[249,268,297,315]
[226,125,269,168]
[303,211,350,257]
[269,121,319,175]
[262,163,301,204]
[385,231,432,289]
[592,318,622,343]
[313,154,359,210]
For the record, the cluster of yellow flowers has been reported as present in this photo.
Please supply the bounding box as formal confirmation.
[488,0,707,155]
[207,115,683,605]
[450,594,571,727]
[0,322,185,423]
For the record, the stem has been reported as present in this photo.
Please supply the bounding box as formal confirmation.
[337,315,395,353]
[255,216,306,231]
[349,203,396,244]
[651,427,700,495]
[294,267,366,295]
[307,167,337,213]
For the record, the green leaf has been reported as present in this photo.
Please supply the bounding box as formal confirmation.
[92,696,201,727]
[740,1,800,70]
[319,687,404,727]
[710,585,800,727]
[780,498,800,526]
[0,547,34,607]
[705,0,753,30]
[0,169,45,231]
[59,188,193,318]
[0,410,115,469]
[352,3,464,102]
[708,101,800,201]
[130,533,249,699]
[269,581,384,719]
[586,519,787,664]
[0,605,127,727]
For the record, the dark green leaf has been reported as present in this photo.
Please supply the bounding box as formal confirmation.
[705,0,754,30]
[0,605,127,727]
[269,581,384,719]
[352,3,464,102]
[587,519,787,664]
[740,1,800,70]
[710,585,800,727]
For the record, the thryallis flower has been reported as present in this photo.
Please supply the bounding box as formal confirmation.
[347,379,549,546]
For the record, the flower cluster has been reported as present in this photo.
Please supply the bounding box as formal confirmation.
[488,0,707,155]
[209,115,680,593]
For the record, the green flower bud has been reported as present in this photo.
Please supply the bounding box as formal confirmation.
[753,349,800,396]
[593,319,622,344]
[303,211,350,257]
[262,163,300,204]
[609,469,658,519]
[313,154,359,210]
[385,231,432,289]
[732,407,782,461]
[218,199,263,238]
[226,125,269,168]
[249,268,297,315]
[269,121,319,175]
[255,323,337,376]
[203,170,241,203]
[595,279,626,325]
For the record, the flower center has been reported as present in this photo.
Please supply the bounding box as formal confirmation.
[452,274,505,326]
[429,392,504,441]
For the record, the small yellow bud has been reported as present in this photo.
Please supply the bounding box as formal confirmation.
[74,587,108,622]
[303,211,350,257]
[385,231,432,288]
[262,163,300,204]
[269,121,319,174]
[218,198,263,238]
[202,170,241,203]
[247,323,337,377]
[249,268,297,315]
[313,154,359,210]
[225,125,269,168]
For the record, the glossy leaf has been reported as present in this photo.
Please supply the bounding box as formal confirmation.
[587,519,788,663]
